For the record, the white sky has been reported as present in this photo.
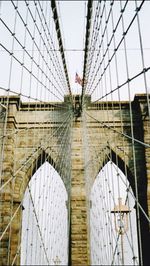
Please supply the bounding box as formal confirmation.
[0,1,150,100]
[57,1,86,93]
[57,0,150,100]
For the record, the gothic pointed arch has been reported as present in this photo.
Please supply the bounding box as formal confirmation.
[14,148,68,205]
[21,161,68,265]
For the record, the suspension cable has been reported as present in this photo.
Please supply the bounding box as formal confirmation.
[81,0,93,107]
[51,0,73,104]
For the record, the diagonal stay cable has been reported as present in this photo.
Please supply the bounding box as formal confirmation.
[82,112,123,264]
[0,112,71,192]
[27,184,50,265]
[106,152,150,223]
[85,111,150,148]
[0,113,71,247]
[0,42,63,102]
[11,117,72,265]
[51,0,73,106]
[87,1,145,97]
[81,0,93,108]
[91,67,150,103]
[0,108,69,141]
[110,233,121,266]
[0,86,67,107]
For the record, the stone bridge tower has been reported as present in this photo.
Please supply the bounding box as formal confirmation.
[0,94,150,265]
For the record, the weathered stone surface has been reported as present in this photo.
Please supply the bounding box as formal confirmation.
[0,94,150,265]
[70,119,90,265]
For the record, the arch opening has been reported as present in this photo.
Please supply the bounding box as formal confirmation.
[20,161,68,265]
[90,161,139,265]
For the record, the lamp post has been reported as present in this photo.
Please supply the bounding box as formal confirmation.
[111,198,130,265]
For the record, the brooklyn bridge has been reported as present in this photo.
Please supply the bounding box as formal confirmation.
[0,1,150,265]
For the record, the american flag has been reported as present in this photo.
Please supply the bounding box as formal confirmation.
[75,72,83,86]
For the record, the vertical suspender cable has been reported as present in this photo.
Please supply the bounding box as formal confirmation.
[50,0,73,106]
